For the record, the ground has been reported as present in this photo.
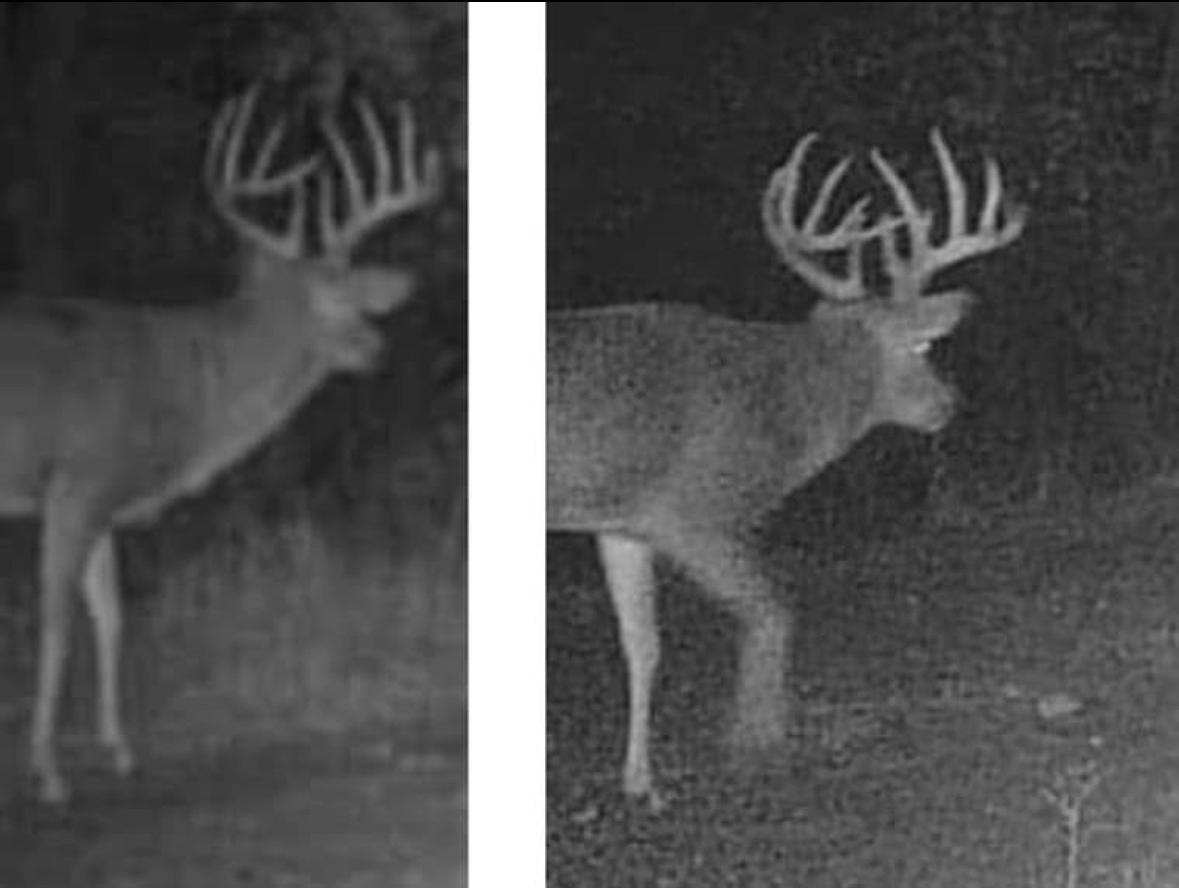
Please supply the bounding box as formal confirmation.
[0,670,465,888]
[547,480,1179,887]
[0,727,465,888]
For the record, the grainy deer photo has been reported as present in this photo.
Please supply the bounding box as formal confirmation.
[549,3,1179,885]
[0,4,466,887]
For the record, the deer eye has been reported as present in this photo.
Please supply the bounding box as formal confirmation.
[910,340,932,356]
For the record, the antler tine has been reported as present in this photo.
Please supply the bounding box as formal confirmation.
[402,100,446,200]
[359,97,394,204]
[928,128,965,242]
[762,132,887,302]
[203,97,236,194]
[204,89,253,196]
[224,87,320,197]
[317,97,444,265]
[933,127,1026,247]
[762,133,819,239]
[869,145,932,298]
[981,155,1028,244]
[979,158,1003,232]
[869,128,1027,302]
[224,87,259,189]
[803,156,860,243]
[319,107,366,226]
[248,118,314,193]
[284,163,309,251]
[205,84,321,260]
[317,167,336,259]
[211,87,264,193]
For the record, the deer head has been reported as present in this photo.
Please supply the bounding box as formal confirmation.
[761,127,1027,434]
[205,85,445,373]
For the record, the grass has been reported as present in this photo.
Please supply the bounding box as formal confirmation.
[145,410,467,748]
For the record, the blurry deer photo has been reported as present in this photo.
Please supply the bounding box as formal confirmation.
[5,83,442,805]
[547,128,1026,807]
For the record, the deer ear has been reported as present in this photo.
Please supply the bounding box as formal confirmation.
[310,266,416,319]
[894,289,974,348]
[343,267,417,314]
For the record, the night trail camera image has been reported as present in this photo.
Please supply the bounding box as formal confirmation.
[547,4,1179,886]
[0,4,466,887]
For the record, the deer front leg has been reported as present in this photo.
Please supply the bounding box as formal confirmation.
[81,532,135,778]
[670,530,793,756]
[31,494,103,804]
[726,594,792,753]
[597,533,665,811]
[30,577,73,805]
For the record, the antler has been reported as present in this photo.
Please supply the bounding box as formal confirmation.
[761,133,893,302]
[869,128,1027,302]
[205,85,321,261]
[317,98,444,265]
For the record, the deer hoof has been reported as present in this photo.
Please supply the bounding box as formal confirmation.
[35,770,70,806]
[110,742,136,778]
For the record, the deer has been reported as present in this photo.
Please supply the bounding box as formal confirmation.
[4,84,442,805]
[546,128,1026,810]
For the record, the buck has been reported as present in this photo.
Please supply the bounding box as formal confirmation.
[5,84,442,804]
[547,128,1026,808]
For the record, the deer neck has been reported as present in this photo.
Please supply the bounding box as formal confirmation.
[796,317,881,459]
[182,266,335,489]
